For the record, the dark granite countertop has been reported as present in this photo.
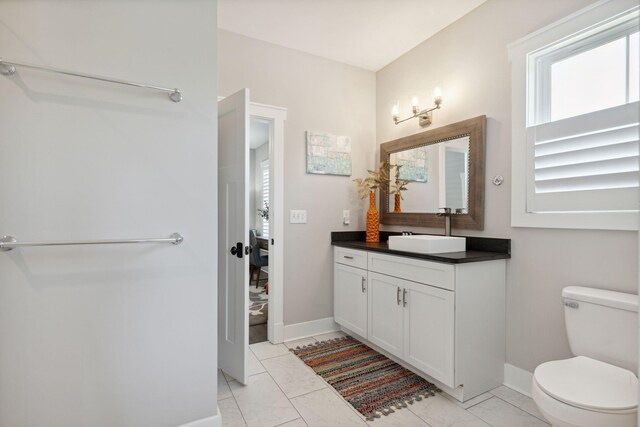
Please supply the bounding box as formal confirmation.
[331,231,510,264]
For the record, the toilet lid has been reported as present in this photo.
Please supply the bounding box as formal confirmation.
[534,356,638,411]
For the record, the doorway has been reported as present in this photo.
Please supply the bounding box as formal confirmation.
[250,102,287,345]
[248,118,270,344]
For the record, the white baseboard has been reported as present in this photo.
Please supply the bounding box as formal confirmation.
[503,363,533,397]
[177,408,221,427]
[273,322,285,344]
[283,317,339,342]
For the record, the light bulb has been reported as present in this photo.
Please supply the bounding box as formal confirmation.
[433,86,442,104]
[410,95,420,114]
[391,102,399,119]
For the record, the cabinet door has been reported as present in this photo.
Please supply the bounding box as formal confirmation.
[334,263,368,337]
[367,272,404,358]
[403,281,455,387]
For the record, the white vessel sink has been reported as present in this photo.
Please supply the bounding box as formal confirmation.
[388,235,466,254]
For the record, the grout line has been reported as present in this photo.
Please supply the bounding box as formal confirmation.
[263,366,304,423]
[261,353,328,400]
[455,393,494,410]
[251,350,292,361]
[273,418,306,427]
[489,395,550,424]
[219,394,250,427]
[286,386,329,401]
[230,371,299,427]
[219,369,231,387]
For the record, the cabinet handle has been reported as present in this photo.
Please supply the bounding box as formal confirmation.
[403,288,407,307]
[361,277,366,293]
[343,255,354,260]
[397,287,401,305]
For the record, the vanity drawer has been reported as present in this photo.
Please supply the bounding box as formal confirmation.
[368,252,455,291]
[334,247,367,270]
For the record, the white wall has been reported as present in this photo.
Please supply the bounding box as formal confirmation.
[376,0,638,373]
[219,30,376,325]
[0,2,219,426]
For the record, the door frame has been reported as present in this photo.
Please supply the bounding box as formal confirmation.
[249,102,287,344]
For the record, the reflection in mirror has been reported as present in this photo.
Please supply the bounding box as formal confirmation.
[379,115,485,230]
[388,136,469,213]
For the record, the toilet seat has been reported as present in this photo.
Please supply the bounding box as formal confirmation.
[534,356,638,412]
[532,379,637,427]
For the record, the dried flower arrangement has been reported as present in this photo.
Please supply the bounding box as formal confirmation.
[353,161,391,198]
[390,164,412,199]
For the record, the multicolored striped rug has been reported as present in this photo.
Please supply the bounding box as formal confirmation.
[291,335,440,421]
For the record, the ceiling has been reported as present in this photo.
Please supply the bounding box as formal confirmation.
[218,0,486,71]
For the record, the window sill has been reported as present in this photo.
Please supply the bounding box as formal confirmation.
[511,210,638,231]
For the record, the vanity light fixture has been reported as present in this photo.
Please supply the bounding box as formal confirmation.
[392,87,442,127]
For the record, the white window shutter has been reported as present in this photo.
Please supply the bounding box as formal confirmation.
[261,160,269,238]
[526,102,639,213]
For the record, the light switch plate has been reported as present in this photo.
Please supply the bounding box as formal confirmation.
[343,210,350,225]
[290,210,307,224]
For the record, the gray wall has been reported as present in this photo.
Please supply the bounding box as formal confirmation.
[0,1,219,426]
[219,30,377,325]
[376,0,638,373]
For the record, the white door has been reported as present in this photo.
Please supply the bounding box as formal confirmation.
[367,272,404,358]
[403,281,455,387]
[218,89,250,384]
[334,263,367,337]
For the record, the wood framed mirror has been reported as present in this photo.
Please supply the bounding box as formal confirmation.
[380,115,485,230]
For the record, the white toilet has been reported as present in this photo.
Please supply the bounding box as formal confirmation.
[532,286,638,427]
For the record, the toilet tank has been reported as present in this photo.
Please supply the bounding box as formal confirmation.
[563,286,638,374]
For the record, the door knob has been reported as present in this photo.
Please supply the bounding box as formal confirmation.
[229,242,243,258]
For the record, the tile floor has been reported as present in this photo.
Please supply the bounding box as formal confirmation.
[218,331,549,427]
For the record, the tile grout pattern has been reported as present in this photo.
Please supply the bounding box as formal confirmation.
[218,331,549,427]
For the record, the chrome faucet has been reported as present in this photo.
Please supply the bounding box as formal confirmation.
[436,207,453,236]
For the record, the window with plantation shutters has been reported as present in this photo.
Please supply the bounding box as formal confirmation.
[261,159,269,238]
[528,103,639,213]
[509,1,639,230]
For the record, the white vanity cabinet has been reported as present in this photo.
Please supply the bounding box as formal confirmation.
[333,246,506,402]
[333,248,368,337]
[403,280,455,386]
[367,272,404,358]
